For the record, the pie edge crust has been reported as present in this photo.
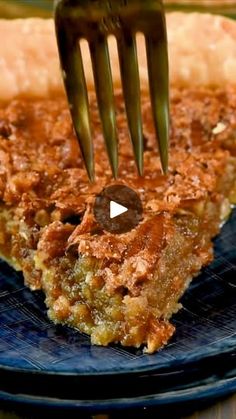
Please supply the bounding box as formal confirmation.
[0,12,236,102]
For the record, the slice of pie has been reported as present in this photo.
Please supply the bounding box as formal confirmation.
[0,13,236,353]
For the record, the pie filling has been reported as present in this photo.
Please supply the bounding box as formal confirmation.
[0,88,236,353]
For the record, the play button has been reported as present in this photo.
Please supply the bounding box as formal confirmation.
[94,184,143,234]
[110,201,128,219]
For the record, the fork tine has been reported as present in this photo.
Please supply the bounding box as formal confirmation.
[145,19,169,174]
[89,36,118,178]
[55,17,94,181]
[117,32,143,176]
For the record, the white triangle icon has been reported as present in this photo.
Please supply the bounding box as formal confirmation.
[110,201,128,219]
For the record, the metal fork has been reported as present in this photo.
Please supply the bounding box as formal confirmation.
[54,0,169,181]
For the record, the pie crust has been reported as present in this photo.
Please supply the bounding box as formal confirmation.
[0,13,236,353]
[0,12,236,102]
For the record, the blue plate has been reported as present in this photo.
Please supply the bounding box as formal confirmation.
[1,373,236,412]
[0,210,236,404]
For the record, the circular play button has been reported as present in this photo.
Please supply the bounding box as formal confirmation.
[94,184,143,234]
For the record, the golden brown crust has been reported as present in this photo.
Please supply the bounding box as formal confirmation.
[1,12,236,101]
[0,19,63,101]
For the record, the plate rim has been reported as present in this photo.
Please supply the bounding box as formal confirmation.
[0,374,236,410]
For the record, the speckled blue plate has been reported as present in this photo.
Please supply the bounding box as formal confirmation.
[0,210,236,405]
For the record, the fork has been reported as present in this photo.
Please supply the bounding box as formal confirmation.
[54,0,169,181]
